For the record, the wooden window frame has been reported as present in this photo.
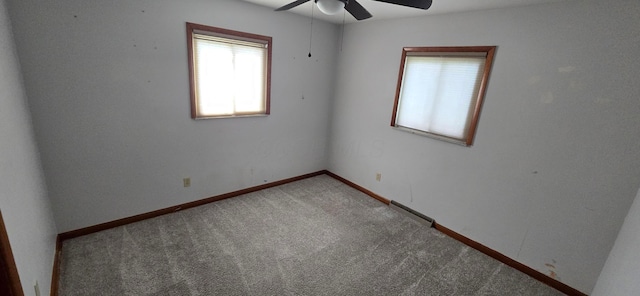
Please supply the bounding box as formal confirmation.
[186,22,272,119]
[390,46,496,146]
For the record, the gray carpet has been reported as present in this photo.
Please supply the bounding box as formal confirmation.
[58,175,564,295]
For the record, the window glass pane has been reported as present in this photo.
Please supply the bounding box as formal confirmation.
[195,39,235,116]
[233,47,265,113]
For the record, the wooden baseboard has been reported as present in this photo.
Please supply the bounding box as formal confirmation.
[433,223,587,296]
[324,171,390,205]
[0,211,24,296]
[326,171,586,296]
[52,169,586,296]
[50,235,62,296]
[53,170,327,295]
[58,170,327,241]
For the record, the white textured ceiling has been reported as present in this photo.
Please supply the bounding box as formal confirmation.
[241,0,568,23]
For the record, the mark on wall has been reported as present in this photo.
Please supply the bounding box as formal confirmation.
[558,66,575,73]
[516,226,530,258]
[540,91,555,104]
[528,65,592,106]
[595,97,612,104]
[568,80,585,92]
[545,260,559,280]
[527,75,541,86]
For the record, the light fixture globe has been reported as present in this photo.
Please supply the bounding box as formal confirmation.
[316,0,345,15]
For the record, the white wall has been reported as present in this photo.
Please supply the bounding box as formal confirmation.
[0,0,58,294]
[328,0,640,293]
[592,186,640,295]
[6,0,339,232]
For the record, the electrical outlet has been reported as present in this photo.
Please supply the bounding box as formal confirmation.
[34,281,41,296]
[183,178,191,187]
[376,173,381,182]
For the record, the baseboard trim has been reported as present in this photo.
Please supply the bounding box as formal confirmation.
[324,171,391,205]
[433,223,587,296]
[50,235,62,296]
[0,211,24,296]
[325,172,586,296]
[53,170,326,295]
[51,169,586,296]
[58,170,327,241]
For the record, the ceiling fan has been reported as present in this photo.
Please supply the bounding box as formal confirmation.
[275,0,433,21]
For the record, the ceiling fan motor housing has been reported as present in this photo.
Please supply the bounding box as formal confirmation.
[276,0,431,21]
[316,0,348,15]
[315,0,348,4]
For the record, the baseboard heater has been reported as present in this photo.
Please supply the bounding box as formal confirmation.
[390,200,435,227]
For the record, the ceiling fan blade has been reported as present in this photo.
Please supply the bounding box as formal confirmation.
[372,0,433,10]
[345,0,373,20]
[275,0,311,11]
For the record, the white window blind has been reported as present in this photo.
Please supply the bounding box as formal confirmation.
[193,34,267,117]
[396,55,486,141]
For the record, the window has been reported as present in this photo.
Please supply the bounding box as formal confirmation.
[391,46,496,146]
[187,23,272,119]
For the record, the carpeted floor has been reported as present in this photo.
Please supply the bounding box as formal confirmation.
[58,175,564,295]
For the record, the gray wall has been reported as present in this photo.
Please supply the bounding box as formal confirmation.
[7,0,339,232]
[328,0,640,293]
[592,187,640,295]
[0,0,58,294]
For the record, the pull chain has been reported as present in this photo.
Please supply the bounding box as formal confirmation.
[340,9,346,52]
[309,2,314,57]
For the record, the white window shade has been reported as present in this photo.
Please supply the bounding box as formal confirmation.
[396,55,487,142]
[192,33,268,117]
